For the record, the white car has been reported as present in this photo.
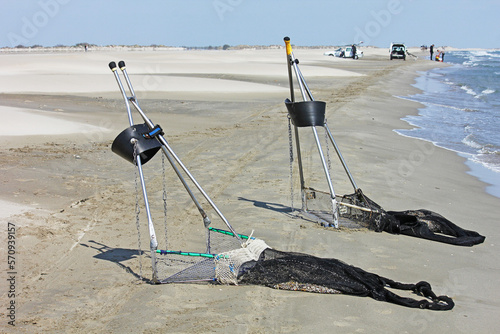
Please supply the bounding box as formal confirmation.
[324,47,363,59]
[324,47,344,57]
[344,46,363,59]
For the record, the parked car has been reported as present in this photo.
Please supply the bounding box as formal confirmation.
[344,46,363,59]
[390,43,406,60]
[324,46,363,59]
[324,48,344,57]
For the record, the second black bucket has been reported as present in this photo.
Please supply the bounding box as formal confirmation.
[112,123,162,165]
[284,99,326,127]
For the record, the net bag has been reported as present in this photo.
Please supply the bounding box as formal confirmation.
[237,248,454,311]
[205,230,454,310]
[339,190,485,247]
[155,228,454,310]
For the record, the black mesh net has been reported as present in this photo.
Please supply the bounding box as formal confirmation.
[339,189,485,246]
[237,248,454,311]
[158,229,454,311]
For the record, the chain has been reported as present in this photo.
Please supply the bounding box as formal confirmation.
[325,120,332,174]
[324,121,336,226]
[133,140,143,281]
[161,152,168,250]
[288,116,295,212]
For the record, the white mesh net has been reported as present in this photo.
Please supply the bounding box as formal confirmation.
[214,238,270,285]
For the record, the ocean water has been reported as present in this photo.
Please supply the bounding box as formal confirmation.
[396,50,500,198]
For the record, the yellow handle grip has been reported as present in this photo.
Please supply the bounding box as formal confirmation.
[284,36,292,56]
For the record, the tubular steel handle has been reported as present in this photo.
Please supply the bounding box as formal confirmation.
[284,37,295,102]
[284,36,292,56]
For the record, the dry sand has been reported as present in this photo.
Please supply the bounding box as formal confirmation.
[1,47,499,333]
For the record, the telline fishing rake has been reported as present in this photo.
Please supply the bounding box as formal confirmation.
[109,60,249,284]
[107,60,455,310]
[283,37,485,247]
[283,36,365,229]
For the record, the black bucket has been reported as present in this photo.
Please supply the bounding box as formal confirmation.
[112,123,162,165]
[285,99,326,127]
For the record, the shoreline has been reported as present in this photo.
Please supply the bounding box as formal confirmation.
[394,63,500,199]
[395,127,500,199]
[1,49,499,333]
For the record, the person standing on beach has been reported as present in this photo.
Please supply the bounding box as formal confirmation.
[430,44,434,60]
[352,44,357,59]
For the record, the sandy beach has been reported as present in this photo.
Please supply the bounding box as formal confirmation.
[1,46,499,333]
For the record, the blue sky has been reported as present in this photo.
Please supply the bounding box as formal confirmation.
[1,0,499,48]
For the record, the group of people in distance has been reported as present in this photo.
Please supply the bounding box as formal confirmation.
[429,44,445,62]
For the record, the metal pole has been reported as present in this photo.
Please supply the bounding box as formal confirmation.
[312,127,339,228]
[284,38,308,210]
[110,62,160,280]
[127,98,241,241]
[109,62,134,126]
[134,153,158,249]
[324,124,359,192]
[135,152,159,282]
[297,66,314,101]
[116,62,211,227]
[284,37,295,103]
[294,127,307,210]
[114,62,241,242]
[159,146,212,227]
[290,56,308,101]
[118,61,137,100]
[284,37,307,101]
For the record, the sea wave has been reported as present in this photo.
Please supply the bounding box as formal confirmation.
[481,88,496,95]
[428,101,478,112]
[460,51,500,67]
[462,134,483,150]
[474,88,496,99]
[480,144,500,156]
[456,84,494,99]
[463,60,478,67]
[395,95,479,112]
[460,84,477,96]
[470,153,500,173]
[469,50,492,57]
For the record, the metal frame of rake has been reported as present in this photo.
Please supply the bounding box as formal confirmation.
[283,37,375,228]
[108,61,243,283]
